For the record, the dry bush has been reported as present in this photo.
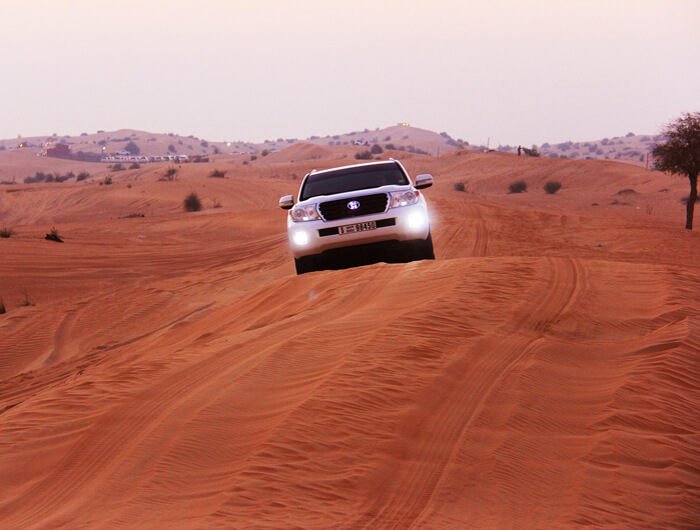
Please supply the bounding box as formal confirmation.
[183,192,202,212]
[508,180,528,194]
[544,181,562,194]
[160,167,177,181]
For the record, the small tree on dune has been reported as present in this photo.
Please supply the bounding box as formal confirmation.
[652,112,700,229]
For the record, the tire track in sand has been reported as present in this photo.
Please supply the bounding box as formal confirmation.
[435,199,488,259]
[356,257,584,528]
[467,203,489,257]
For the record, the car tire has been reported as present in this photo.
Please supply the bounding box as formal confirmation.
[413,233,435,261]
[294,255,318,275]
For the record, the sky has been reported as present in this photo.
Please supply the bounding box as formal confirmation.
[1,0,699,146]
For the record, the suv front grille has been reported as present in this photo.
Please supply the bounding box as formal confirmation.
[318,193,389,221]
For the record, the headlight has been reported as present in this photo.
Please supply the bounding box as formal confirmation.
[407,211,428,231]
[290,203,321,222]
[293,231,310,246]
[389,190,419,208]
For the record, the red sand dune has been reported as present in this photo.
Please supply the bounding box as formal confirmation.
[0,147,698,528]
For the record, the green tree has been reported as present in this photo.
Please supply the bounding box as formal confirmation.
[125,141,140,155]
[652,112,700,229]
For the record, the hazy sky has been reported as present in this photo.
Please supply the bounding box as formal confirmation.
[2,0,698,146]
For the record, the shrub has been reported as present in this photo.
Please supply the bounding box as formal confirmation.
[208,169,227,178]
[20,288,34,307]
[250,155,257,161]
[385,143,396,150]
[0,296,5,314]
[76,172,89,182]
[112,163,125,172]
[544,180,562,194]
[168,144,177,153]
[370,144,384,154]
[160,167,177,181]
[184,192,202,212]
[522,147,540,157]
[0,227,14,238]
[46,226,63,242]
[128,162,140,169]
[261,149,270,157]
[509,180,528,194]
[453,182,466,192]
[355,150,373,160]
[104,176,113,185]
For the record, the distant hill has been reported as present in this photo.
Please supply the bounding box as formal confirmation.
[531,133,662,168]
[0,125,660,168]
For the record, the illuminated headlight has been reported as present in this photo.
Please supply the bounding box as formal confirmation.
[290,203,321,222]
[407,211,428,231]
[293,231,310,246]
[389,190,419,208]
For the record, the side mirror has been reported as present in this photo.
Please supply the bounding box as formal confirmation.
[414,174,433,189]
[279,195,294,210]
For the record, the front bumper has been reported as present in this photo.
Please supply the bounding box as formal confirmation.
[287,202,431,259]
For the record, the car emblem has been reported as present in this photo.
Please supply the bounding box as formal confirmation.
[347,200,360,210]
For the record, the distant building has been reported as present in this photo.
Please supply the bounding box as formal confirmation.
[46,143,70,157]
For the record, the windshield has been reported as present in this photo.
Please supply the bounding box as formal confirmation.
[300,164,409,201]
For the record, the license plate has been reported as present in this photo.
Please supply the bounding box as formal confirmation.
[338,221,377,234]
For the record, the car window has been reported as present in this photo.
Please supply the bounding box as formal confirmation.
[301,165,408,201]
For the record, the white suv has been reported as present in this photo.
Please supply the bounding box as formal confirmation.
[279,159,434,274]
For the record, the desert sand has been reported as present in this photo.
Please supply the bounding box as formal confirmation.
[0,145,698,528]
